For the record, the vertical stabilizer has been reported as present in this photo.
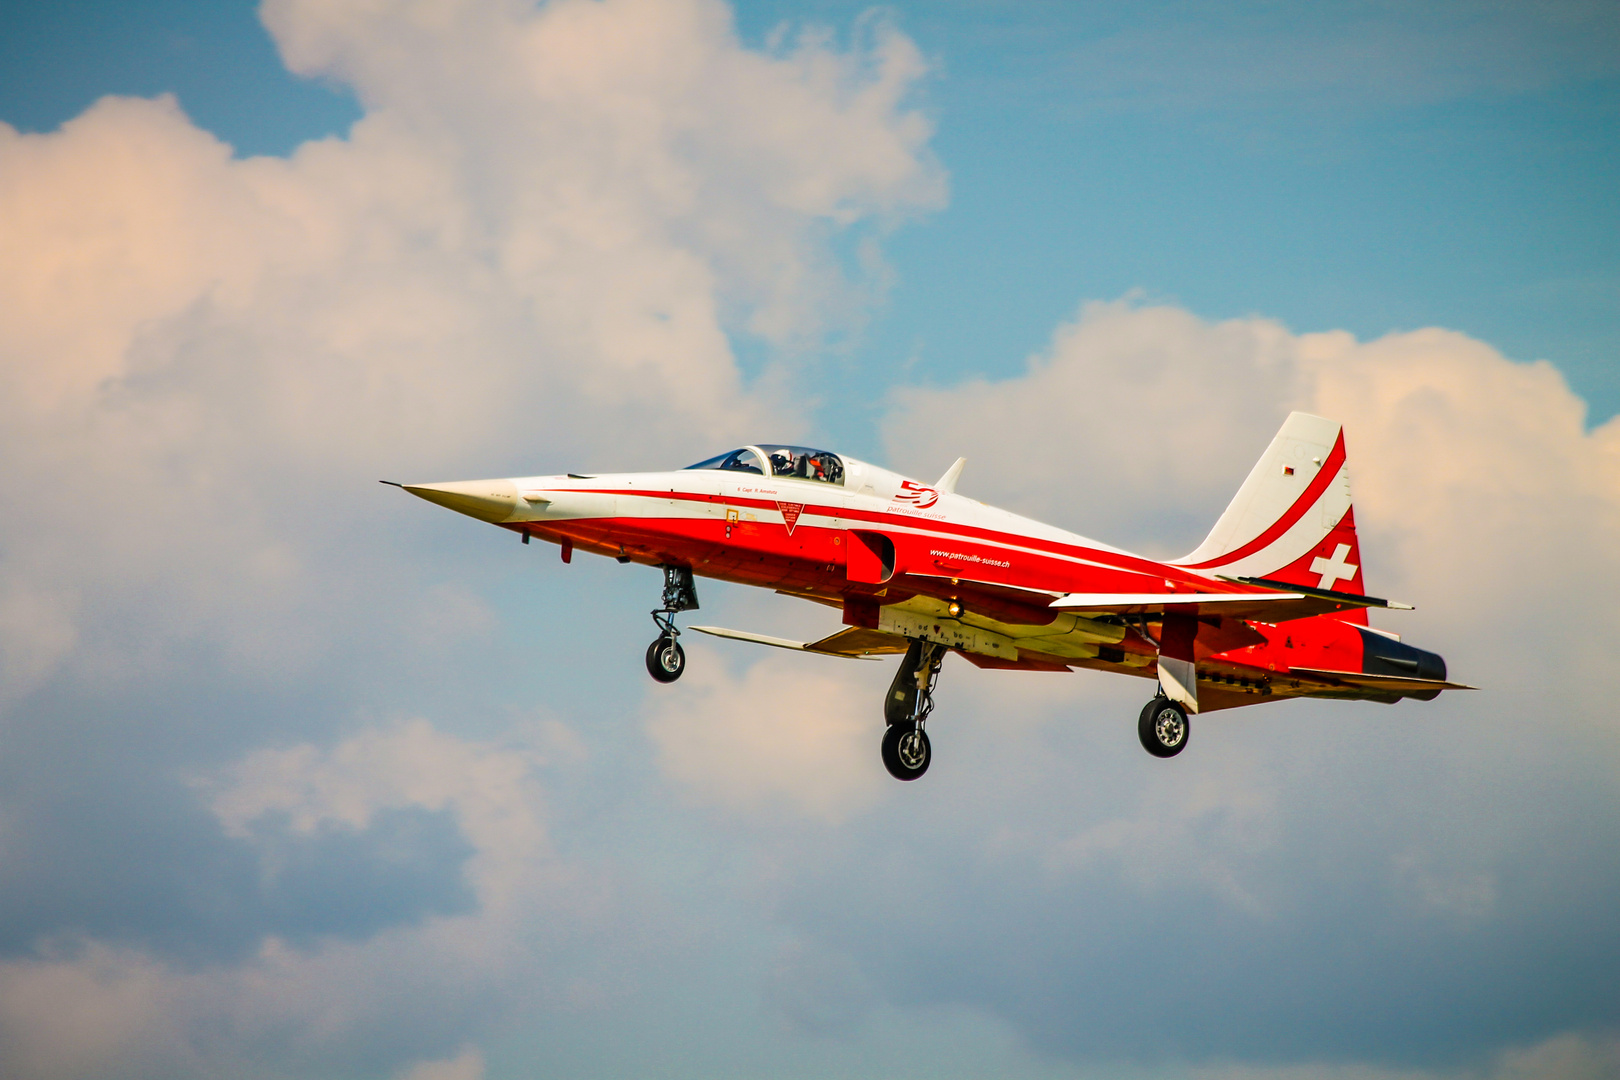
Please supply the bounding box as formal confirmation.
[1175,412,1366,601]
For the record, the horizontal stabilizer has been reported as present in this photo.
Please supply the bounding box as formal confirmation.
[1049,590,1371,622]
[1223,576,1412,610]
[688,625,891,659]
[1287,667,1476,693]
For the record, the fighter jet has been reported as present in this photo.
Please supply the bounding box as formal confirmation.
[391,412,1469,780]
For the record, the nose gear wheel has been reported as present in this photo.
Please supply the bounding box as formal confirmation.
[646,635,685,682]
[882,722,931,781]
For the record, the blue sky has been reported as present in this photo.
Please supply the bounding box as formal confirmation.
[0,3,1617,1079]
[5,0,1617,449]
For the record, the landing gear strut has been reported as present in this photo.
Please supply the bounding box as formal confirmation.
[645,565,698,683]
[1138,695,1190,757]
[881,640,944,780]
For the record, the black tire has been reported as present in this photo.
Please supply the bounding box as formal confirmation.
[881,723,931,781]
[1138,697,1190,758]
[646,635,685,683]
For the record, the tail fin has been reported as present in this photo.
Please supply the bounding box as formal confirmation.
[1175,412,1366,607]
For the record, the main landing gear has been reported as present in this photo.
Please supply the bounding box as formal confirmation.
[881,640,944,781]
[645,565,699,683]
[1138,695,1190,758]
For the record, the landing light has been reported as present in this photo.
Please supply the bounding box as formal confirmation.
[947,600,963,618]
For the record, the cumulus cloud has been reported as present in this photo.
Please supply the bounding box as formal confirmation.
[645,646,889,823]
[633,301,1620,1069]
[2,0,1615,1074]
[206,719,548,910]
[396,1046,486,1080]
[0,0,941,1075]
[718,299,1620,1063]
[1044,762,1279,915]
[0,0,942,699]
[884,300,1620,695]
[0,720,655,1080]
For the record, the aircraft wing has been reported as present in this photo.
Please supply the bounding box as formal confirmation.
[802,626,912,657]
[688,625,900,658]
[901,573,1065,625]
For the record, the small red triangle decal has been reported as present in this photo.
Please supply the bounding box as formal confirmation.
[777,501,804,535]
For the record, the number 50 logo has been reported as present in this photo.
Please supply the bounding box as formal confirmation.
[893,480,939,509]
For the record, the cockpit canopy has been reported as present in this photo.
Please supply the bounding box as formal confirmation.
[684,445,845,485]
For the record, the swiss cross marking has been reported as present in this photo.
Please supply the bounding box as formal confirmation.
[777,501,805,535]
[1310,543,1357,591]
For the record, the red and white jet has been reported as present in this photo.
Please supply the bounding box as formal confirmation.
[392,412,1469,779]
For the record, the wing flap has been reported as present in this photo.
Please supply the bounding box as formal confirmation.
[803,626,911,657]
[1223,576,1413,611]
[956,650,1072,672]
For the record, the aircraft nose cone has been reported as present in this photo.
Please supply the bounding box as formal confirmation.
[402,479,519,523]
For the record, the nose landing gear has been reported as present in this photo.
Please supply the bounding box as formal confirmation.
[645,565,699,683]
[881,640,945,780]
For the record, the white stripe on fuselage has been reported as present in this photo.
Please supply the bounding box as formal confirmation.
[508,456,1212,586]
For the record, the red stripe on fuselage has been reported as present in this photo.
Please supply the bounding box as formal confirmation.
[521,512,1366,681]
[546,486,1247,593]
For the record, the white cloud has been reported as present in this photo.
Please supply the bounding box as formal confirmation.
[844,300,1620,1064]
[0,720,649,1080]
[884,300,1620,703]
[1485,1033,1620,1080]
[645,646,888,823]
[0,945,189,1080]
[886,300,1309,554]
[0,0,943,699]
[1045,763,1280,915]
[0,0,942,1075]
[1,0,1613,1074]
[0,581,78,707]
[206,718,548,909]
[395,1045,485,1080]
